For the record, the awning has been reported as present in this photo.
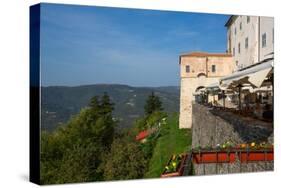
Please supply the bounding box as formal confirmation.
[206,82,233,93]
[253,85,273,93]
[220,60,273,90]
[205,82,221,95]
[206,82,220,89]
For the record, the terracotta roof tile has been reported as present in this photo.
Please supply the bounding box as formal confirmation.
[136,130,149,141]
[180,51,232,57]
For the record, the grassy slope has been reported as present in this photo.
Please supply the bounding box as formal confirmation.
[144,113,192,178]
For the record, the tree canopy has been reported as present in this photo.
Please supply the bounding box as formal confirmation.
[40,92,166,184]
[41,93,115,184]
[102,136,147,180]
[144,92,163,115]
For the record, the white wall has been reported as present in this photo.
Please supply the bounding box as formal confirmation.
[260,17,274,61]
[227,16,259,70]
[227,16,274,70]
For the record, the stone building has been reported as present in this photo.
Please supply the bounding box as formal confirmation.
[179,52,234,128]
[179,15,274,129]
[223,15,274,113]
[179,15,274,175]
[225,15,274,70]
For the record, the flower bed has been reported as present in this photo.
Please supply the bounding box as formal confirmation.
[192,142,273,164]
[161,154,187,178]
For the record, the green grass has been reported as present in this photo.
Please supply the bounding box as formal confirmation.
[144,113,192,178]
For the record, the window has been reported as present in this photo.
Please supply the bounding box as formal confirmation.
[233,47,235,56]
[212,65,216,73]
[247,16,250,23]
[186,65,190,73]
[262,33,266,48]
[245,37,248,49]
[235,27,237,35]
[240,22,242,30]
[238,43,241,53]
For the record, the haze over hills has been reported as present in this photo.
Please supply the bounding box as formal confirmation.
[41,84,180,131]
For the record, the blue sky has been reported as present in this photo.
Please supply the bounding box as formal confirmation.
[40,3,230,87]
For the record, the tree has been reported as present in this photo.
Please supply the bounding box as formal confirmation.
[40,94,116,184]
[102,137,147,180]
[100,92,114,116]
[89,96,100,110]
[144,92,163,115]
[54,142,103,183]
[98,93,115,148]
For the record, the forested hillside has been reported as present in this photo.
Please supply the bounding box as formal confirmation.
[41,92,191,184]
[41,84,180,131]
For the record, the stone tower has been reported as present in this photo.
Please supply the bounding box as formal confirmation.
[179,52,234,129]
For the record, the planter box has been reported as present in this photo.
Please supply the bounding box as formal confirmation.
[161,154,188,178]
[193,148,273,164]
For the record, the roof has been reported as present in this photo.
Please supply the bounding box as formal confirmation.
[224,15,238,27]
[135,130,149,141]
[180,51,232,58]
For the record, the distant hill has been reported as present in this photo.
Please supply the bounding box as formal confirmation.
[41,84,180,131]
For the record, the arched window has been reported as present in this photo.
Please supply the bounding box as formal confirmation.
[195,86,205,92]
[197,73,207,78]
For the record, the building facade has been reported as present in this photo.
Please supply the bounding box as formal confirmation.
[179,15,274,129]
[179,52,234,128]
[226,15,274,70]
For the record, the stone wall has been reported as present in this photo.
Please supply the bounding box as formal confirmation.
[179,53,234,129]
[192,103,273,175]
[179,77,219,129]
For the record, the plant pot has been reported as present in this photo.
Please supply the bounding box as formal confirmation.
[161,154,187,178]
[193,148,273,164]
[193,151,236,163]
